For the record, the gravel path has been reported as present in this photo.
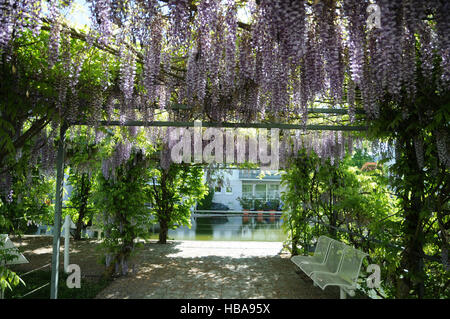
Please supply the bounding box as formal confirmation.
[95,240,340,299]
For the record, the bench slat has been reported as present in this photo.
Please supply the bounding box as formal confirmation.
[299,240,347,276]
[290,236,334,267]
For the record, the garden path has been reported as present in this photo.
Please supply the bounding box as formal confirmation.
[95,240,340,299]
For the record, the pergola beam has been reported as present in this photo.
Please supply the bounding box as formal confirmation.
[307,108,365,115]
[70,120,367,131]
[170,103,366,115]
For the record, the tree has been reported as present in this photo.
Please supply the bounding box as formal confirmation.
[65,127,105,240]
[148,163,208,244]
[66,170,96,240]
[0,141,55,235]
[197,187,214,210]
[282,147,403,298]
[0,236,25,298]
[369,87,449,298]
[348,147,375,169]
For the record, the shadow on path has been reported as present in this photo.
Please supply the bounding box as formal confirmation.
[95,241,340,299]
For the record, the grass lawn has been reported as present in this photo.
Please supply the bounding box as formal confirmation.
[3,270,111,299]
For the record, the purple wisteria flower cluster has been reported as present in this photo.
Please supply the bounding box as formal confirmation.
[102,139,133,180]
[278,130,357,169]
[0,0,42,53]
[1,0,449,168]
[88,0,113,46]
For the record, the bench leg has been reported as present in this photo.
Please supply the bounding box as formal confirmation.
[340,288,346,299]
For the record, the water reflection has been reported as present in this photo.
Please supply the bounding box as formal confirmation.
[149,213,285,242]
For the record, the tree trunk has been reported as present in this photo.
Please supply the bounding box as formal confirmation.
[157,170,172,244]
[329,189,337,239]
[159,218,168,244]
[397,200,425,298]
[74,173,91,240]
[291,233,300,256]
[74,215,84,240]
[396,141,426,298]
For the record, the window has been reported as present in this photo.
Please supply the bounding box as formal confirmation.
[225,186,233,193]
[215,186,222,193]
[255,184,266,200]
[241,183,280,201]
[267,184,279,199]
[242,184,253,197]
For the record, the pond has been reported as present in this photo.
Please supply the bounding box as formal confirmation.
[149,213,286,242]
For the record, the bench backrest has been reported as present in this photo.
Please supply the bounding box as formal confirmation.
[313,236,334,263]
[323,240,347,273]
[338,246,368,285]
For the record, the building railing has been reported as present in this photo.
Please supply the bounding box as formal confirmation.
[239,170,281,180]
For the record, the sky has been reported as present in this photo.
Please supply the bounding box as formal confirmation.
[63,0,252,30]
[65,0,91,29]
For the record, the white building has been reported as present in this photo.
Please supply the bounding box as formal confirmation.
[209,169,284,211]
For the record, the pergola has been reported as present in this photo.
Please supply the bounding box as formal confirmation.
[1,0,447,300]
[49,106,368,298]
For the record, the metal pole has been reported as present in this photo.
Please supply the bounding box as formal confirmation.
[70,120,368,132]
[50,122,68,299]
[64,215,70,273]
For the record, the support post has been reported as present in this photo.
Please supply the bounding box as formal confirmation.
[340,288,347,299]
[64,215,70,273]
[0,260,4,299]
[50,122,68,299]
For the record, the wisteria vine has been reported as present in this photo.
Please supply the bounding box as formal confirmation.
[0,0,449,174]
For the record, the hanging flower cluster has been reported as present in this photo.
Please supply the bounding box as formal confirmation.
[167,0,191,48]
[1,0,449,169]
[119,46,136,110]
[435,130,449,169]
[279,130,358,168]
[88,0,113,45]
[3,0,449,112]
[102,139,132,180]
[47,0,61,68]
[0,0,42,53]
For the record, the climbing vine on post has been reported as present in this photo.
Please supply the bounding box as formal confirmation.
[95,149,152,278]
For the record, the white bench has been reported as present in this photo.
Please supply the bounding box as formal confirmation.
[291,236,368,299]
[291,236,334,268]
[86,227,104,239]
